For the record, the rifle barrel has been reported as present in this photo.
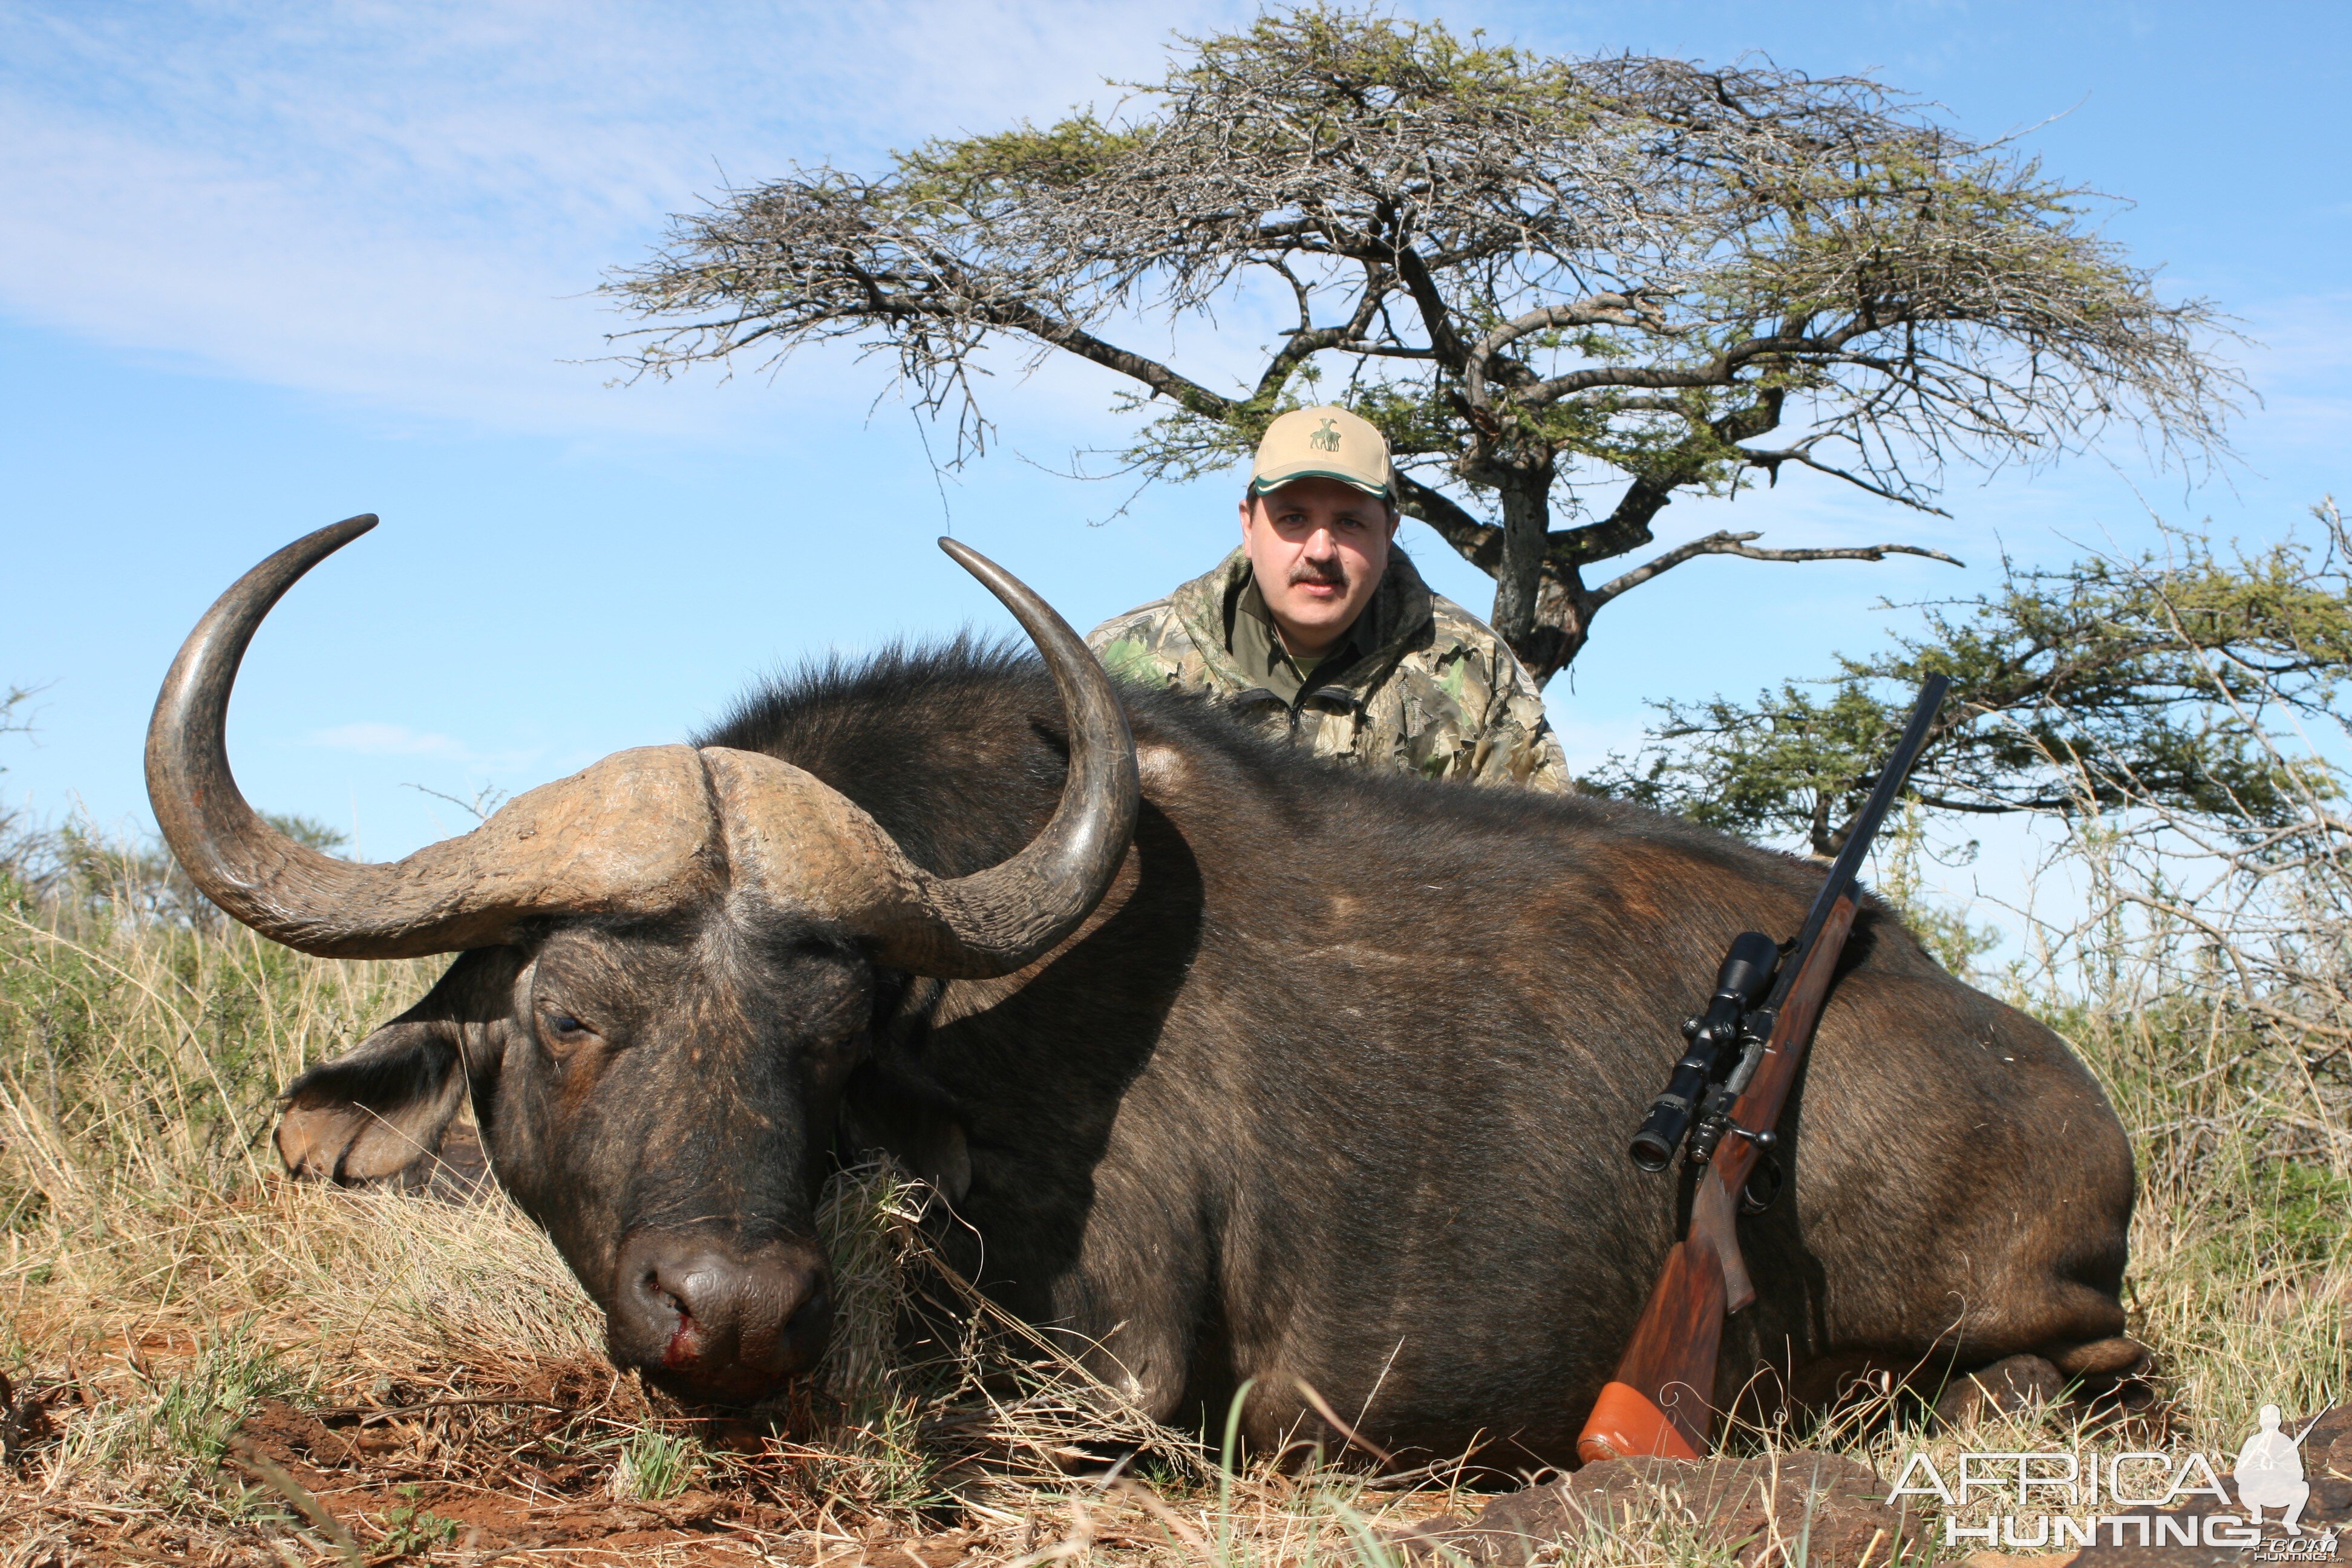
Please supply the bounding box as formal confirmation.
[1760,674,1949,1018]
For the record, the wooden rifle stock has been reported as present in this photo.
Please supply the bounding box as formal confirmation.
[1576,894,1857,1462]
[1575,673,1945,1466]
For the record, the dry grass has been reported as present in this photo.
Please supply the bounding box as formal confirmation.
[0,834,2345,1566]
[0,875,1458,1564]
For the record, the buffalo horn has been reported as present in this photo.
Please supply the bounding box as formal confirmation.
[147,521,1137,974]
[901,536,1139,975]
[698,537,1138,977]
[146,518,725,957]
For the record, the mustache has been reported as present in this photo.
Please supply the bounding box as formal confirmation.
[1289,560,1349,589]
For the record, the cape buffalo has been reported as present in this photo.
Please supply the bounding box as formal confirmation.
[148,518,2138,1466]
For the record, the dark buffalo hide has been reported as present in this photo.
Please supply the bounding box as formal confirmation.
[292,642,2135,1470]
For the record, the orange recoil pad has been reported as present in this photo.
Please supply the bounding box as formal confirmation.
[1576,1380,1702,1464]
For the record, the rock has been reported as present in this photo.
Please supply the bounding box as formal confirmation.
[2301,1406,2352,1497]
[1384,1513,1476,1560]
[1935,1355,2069,1430]
[1391,1451,1921,1568]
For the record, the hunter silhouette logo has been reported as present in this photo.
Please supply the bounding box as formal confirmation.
[1308,417,1342,451]
[2237,1405,2322,1535]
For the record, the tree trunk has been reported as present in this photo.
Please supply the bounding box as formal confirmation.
[1519,564,1595,686]
[1492,473,1680,688]
[1488,466,1552,648]
[1423,462,1684,688]
[1485,465,1602,688]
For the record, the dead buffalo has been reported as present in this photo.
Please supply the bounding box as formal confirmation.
[148,518,2138,1466]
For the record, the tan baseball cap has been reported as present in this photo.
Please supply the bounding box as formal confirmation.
[1247,405,1394,502]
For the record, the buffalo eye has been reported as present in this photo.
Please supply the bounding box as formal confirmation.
[537,1009,597,1056]
[804,1028,863,1077]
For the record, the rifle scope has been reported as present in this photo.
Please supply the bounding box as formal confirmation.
[1628,930,1779,1172]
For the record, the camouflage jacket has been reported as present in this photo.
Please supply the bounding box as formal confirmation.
[1088,547,1570,791]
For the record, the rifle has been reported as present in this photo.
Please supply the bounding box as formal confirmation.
[1576,675,1950,1464]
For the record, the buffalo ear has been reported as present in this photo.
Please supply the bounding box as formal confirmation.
[276,1021,466,1184]
[841,1081,973,1206]
[909,1115,972,1207]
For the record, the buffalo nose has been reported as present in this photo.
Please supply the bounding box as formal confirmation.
[610,1231,833,1404]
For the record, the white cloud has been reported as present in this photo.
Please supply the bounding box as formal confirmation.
[0,0,1252,435]
[303,723,554,801]
[2230,292,2352,462]
[11,0,2332,506]
[305,720,472,757]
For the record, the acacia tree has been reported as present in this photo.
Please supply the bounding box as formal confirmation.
[1591,505,2352,858]
[607,8,2236,684]
[1599,505,2352,1082]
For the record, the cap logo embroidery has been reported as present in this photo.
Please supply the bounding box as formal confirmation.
[1308,418,1342,452]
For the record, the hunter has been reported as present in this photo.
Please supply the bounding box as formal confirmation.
[1089,405,1570,791]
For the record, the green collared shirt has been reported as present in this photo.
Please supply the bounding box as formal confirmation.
[1226,575,1372,706]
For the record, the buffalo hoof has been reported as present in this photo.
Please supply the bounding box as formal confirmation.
[1390,1451,1920,1568]
[1933,1354,2066,1430]
[2048,1335,2150,1380]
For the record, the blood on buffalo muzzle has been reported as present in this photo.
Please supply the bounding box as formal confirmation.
[610,1231,834,1404]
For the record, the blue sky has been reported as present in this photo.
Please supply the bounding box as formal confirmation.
[2,0,2346,899]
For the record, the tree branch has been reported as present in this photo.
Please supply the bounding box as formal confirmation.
[1252,272,1393,403]
[1465,296,1645,413]
[1396,473,1502,572]
[971,298,1235,419]
[1590,529,1965,608]
[1388,241,1469,373]
[1528,322,1870,403]
[1739,442,1953,514]
[1535,390,1785,570]
[1547,476,1679,567]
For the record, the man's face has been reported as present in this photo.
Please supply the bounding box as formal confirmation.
[1239,477,1399,656]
